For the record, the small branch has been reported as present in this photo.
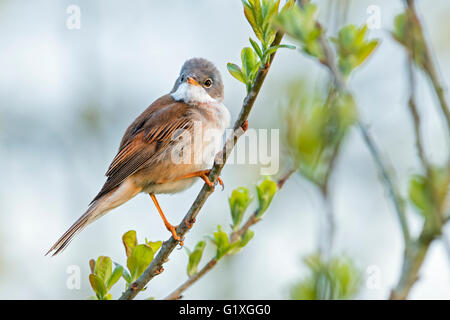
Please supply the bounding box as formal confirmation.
[118,30,288,300]
[390,14,444,300]
[357,122,410,243]
[389,229,434,300]
[406,48,441,231]
[404,0,450,133]
[164,259,217,300]
[298,0,410,244]
[318,107,343,258]
[165,169,295,300]
[318,189,335,260]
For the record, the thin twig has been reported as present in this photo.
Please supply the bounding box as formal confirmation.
[118,30,288,300]
[318,139,342,259]
[357,122,410,243]
[317,89,342,259]
[164,259,218,300]
[389,229,434,300]
[389,10,444,300]
[165,169,296,300]
[404,0,450,133]
[298,0,410,244]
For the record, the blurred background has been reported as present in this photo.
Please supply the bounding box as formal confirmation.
[0,0,449,299]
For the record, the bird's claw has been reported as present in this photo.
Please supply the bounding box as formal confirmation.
[185,218,196,229]
[241,120,249,132]
[215,177,225,191]
[167,224,184,247]
[201,172,224,191]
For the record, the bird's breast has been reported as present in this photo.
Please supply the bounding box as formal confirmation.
[195,102,230,164]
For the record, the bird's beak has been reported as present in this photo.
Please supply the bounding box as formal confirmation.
[186,76,200,86]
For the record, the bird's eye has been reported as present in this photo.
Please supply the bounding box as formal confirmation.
[180,75,185,82]
[203,78,212,88]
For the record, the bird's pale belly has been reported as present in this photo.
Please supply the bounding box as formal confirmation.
[144,177,198,194]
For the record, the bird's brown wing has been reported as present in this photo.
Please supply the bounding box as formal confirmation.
[91,95,194,203]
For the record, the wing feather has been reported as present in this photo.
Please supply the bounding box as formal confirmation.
[91,97,194,203]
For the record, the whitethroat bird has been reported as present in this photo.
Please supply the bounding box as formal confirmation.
[47,58,233,256]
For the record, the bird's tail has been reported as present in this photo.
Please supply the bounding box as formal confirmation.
[46,179,141,256]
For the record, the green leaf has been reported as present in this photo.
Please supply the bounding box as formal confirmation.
[261,0,280,46]
[227,63,246,83]
[229,187,253,230]
[356,40,378,67]
[248,61,261,85]
[256,177,277,217]
[89,274,106,299]
[106,264,123,291]
[226,240,243,256]
[242,0,264,41]
[122,230,137,258]
[94,256,112,282]
[240,229,255,248]
[409,174,431,217]
[228,229,255,255]
[242,0,282,47]
[146,240,162,254]
[408,167,449,219]
[392,12,407,45]
[187,241,207,277]
[249,37,263,60]
[282,83,357,186]
[332,24,379,77]
[210,225,230,260]
[241,47,258,80]
[291,254,362,300]
[122,269,132,284]
[127,244,155,281]
[392,10,427,69]
[276,44,296,50]
[251,0,263,30]
[280,0,295,13]
[262,43,296,63]
[274,3,324,60]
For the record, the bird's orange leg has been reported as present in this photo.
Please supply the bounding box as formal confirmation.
[160,170,224,190]
[149,194,183,245]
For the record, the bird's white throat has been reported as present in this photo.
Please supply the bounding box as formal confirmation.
[171,82,216,104]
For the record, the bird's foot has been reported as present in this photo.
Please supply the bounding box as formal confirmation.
[166,224,184,246]
[185,217,196,229]
[241,120,249,132]
[200,171,224,191]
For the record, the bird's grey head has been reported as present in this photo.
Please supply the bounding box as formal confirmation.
[171,58,224,104]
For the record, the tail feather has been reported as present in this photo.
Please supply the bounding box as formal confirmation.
[46,200,102,256]
[47,179,141,256]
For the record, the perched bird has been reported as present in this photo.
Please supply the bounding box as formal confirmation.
[47,58,231,256]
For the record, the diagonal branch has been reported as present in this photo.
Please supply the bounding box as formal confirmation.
[118,31,288,300]
[164,169,295,300]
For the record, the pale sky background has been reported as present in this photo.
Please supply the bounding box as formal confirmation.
[0,0,449,299]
